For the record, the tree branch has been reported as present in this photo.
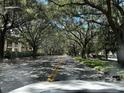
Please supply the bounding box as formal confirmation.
[83,0,107,14]
[50,0,107,14]
[106,0,119,30]
[49,0,87,7]
[88,19,109,26]
[113,0,124,22]
[113,3,124,16]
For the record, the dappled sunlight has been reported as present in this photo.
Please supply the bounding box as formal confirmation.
[1,55,124,93]
[1,0,124,93]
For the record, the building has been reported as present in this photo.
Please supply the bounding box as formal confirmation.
[4,40,32,52]
[4,31,31,52]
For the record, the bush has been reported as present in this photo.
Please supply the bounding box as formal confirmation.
[4,51,33,58]
[17,51,32,57]
[4,51,46,59]
[4,50,14,59]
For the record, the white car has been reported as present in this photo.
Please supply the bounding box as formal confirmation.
[9,80,124,93]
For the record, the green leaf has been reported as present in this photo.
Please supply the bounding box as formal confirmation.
[25,8,33,14]
[20,0,27,5]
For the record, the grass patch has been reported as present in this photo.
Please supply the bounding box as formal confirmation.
[74,56,85,62]
[83,59,107,68]
[74,56,109,69]
[74,56,124,80]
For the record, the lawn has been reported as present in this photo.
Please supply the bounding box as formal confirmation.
[73,56,124,81]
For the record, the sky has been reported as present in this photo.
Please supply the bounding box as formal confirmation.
[37,0,48,4]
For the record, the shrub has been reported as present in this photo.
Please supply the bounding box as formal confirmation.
[4,50,13,59]
[4,51,33,58]
[4,51,46,59]
[17,51,32,57]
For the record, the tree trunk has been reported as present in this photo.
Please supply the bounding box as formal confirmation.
[105,49,108,60]
[0,16,8,60]
[81,48,86,58]
[0,34,5,59]
[117,44,124,67]
[81,49,84,58]
[32,46,38,59]
[0,87,2,93]
[72,45,77,56]
[117,30,124,67]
